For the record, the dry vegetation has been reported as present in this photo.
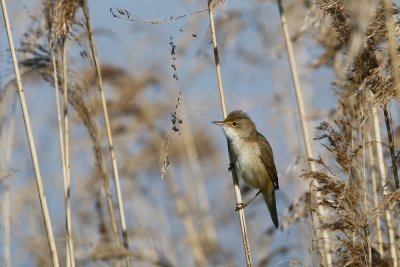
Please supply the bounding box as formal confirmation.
[0,0,400,266]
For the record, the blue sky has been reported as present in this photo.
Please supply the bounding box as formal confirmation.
[0,0,346,266]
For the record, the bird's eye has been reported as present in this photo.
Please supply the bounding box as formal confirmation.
[232,121,238,127]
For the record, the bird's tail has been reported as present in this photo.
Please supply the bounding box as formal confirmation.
[262,190,279,229]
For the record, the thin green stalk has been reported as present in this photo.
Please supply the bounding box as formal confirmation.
[82,3,130,266]
[208,4,253,266]
[275,0,332,265]
[1,0,60,265]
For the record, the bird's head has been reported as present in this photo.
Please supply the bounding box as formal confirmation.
[212,110,257,140]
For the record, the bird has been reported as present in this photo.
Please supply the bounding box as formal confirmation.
[212,110,279,228]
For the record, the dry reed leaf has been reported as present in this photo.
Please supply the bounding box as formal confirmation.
[380,188,400,210]
[304,103,371,265]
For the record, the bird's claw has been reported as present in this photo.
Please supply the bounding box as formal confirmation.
[228,163,234,172]
[235,202,247,211]
[235,190,262,211]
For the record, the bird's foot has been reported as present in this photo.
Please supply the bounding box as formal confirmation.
[228,163,234,172]
[235,202,248,211]
[235,190,262,211]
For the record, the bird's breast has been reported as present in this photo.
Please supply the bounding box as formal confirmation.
[231,140,268,189]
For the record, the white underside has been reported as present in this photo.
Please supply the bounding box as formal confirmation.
[223,127,268,189]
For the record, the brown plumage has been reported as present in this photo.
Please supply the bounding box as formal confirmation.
[213,110,279,228]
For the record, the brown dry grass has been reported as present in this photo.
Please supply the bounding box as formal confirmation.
[1,0,400,266]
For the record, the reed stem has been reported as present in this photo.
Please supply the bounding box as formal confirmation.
[276,0,332,265]
[61,42,76,267]
[1,0,60,265]
[383,106,399,189]
[208,4,253,266]
[83,2,131,265]
[382,0,400,110]
[367,126,383,256]
[372,108,398,267]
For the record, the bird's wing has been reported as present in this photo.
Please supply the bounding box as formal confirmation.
[257,133,279,190]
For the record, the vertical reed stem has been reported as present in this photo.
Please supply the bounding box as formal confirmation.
[82,2,130,266]
[0,94,15,267]
[51,44,74,267]
[0,0,60,265]
[383,106,399,189]
[372,109,398,267]
[367,127,384,256]
[276,0,332,265]
[181,106,218,246]
[167,168,207,266]
[382,0,400,108]
[208,5,253,266]
[2,187,10,267]
[61,42,76,267]
[360,127,372,266]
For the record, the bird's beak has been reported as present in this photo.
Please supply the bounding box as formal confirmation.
[211,120,224,126]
